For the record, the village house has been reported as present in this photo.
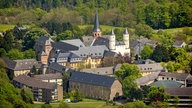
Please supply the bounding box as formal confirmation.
[137,63,166,76]
[81,66,114,76]
[12,75,63,102]
[2,58,41,79]
[69,71,122,100]
[33,73,63,86]
[157,72,191,87]
[173,40,187,48]
[46,62,67,74]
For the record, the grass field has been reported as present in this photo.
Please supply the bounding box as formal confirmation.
[79,25,123,31]
[33,99,119,108]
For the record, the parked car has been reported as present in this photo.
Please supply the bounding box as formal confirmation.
[64,99,71,103]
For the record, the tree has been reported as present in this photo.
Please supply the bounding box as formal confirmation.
[57,30,73,41]
[0,48,7,57]
[63,73,70,92]
[115,63,141,82]
[115,63,142,99]
[70,89,83,102]
[173,96,179,107]
[7,49,24,60]
[31,65,37,75]
[24,49,36,59]
[140,45,153,60]
[23,28,50,50]
[135,23,153,38]
[151,44,170,62]
[147,86,170,102]
[20,87,34,104]
[3,30,14,52]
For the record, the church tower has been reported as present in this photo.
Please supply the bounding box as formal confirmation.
[93,12,101,38]
[123,28,129,49]
[109,29,116,51]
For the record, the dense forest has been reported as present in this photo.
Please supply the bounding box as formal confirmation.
[0,0,192,29]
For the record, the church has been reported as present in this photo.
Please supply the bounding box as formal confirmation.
[35,12,131,69]
[81,12,131,56]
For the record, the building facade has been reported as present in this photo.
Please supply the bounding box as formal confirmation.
[12,75,63,102]
[69,71,122,100]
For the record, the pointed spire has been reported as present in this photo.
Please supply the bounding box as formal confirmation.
[110,29,115,35]
[93,12,101,32]
[123,28,129,34]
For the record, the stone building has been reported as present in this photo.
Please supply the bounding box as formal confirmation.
[2,58,41,78]
[69,71,122,100]
[12,75,63,102]
[33,73,63,85]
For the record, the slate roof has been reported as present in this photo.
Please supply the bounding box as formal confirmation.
[36,36,53,45]
[81,36,94,46]
[48,62,66,72]
[134,71,161,86]
[149,80,182,88]
[61,39,85,47]
[92,37,109,48]
[34,73,62,80]
[173,41,186,47]
[52,42,79,53]
[93,12,101,32]
[3,58,40,71]
[137,63,164,72]
[159,72,191,80]
[81,66,114,75]
[165,88,192,97]
[70,45,109,58]
[13,75,57,89]
[103,50,118,57]
[113,64,122,72]
[69,71,116,87]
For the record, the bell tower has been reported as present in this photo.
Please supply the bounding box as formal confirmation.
[123,28,129,49]
[109,29,116,51]
[93,12,101,38]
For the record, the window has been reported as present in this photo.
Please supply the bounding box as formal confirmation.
[167,78,169,80]
[171,78,173,80]
[162,77,164,80]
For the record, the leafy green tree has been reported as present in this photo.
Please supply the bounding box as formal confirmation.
[115,63,142,99]
[63,73,70,92]
[166,62,175,72]
[0,48,7,57]
[147,86,170,102]
[3,30,14,52]
[24,49,36,59]
[115,63,141,82]
[20,87,34,104]
[7,49,24,60]
[31,65,37,75]
[173,96,179,107]
[135,23,153,38]
[57,30,73,41]
[70,89,83,102]
[141,45,153,60]
[151,44,170,62]
[23,28,50,50]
